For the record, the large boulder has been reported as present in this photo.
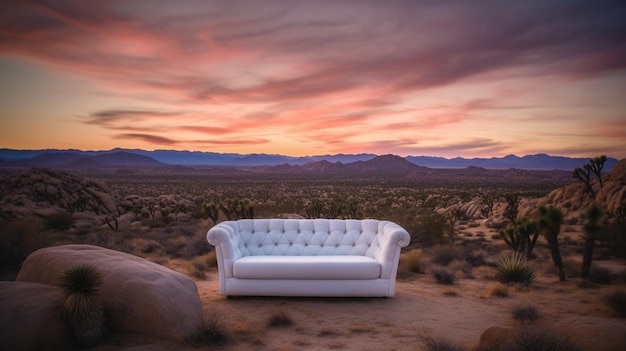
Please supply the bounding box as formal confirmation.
[16,245,204,342]
[0,281,74,351]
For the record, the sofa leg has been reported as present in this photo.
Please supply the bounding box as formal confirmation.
[226,295,234,300]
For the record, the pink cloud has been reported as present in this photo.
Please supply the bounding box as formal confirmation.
[1,1,625,157]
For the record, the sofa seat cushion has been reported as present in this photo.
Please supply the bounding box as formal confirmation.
[233,256,381,280]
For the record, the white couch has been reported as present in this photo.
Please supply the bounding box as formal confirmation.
[206,218,410,297]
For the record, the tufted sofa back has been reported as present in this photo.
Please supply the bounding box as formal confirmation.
[223,218,384,258]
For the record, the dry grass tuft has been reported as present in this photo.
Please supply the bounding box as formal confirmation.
[512,304,541,323]
[486,283,510,298]
[267,310,294,328]
[349,324,376,333]
[421,335,464,351]
[400,249,423,273]
[318,328,340,337]
[431,267,456,285]
[191,308,229,346]
[292,339,312,346]
[442,289,459,297]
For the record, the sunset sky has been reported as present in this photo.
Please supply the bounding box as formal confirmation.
[1,0,625,159]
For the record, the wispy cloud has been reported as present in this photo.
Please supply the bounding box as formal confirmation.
[1,0,625,157]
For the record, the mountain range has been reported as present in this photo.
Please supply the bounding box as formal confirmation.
[0,148,618,171]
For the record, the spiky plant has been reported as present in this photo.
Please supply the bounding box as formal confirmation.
[59,264,105,347]
[495,252,536,284]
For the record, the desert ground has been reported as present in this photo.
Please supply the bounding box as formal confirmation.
[2,163,625,350]
[85,223,625,351]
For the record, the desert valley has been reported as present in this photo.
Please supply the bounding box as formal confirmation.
[1,153,625,351]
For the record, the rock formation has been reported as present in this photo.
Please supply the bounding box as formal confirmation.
[16,245,205,342]
[0,282,73,351]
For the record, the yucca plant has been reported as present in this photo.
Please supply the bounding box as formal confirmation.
[59,264,105,347]
[495,252,536,284]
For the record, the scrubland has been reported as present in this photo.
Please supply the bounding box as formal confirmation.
[1,167,625,350]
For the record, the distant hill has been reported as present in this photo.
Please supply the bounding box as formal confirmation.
[0,148,619,171]
[1,151,167,169]
[405,153,618,170]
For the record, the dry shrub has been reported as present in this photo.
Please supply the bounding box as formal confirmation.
[0,219,44,279]
[232,321,264,345]
[512,305,540,323]
[588,266,614,284]
[604,291,626,318]
[192,309,229,346]
[292,339,312,347]
[429,245,463,266]
[475,266,497,281]
[349,324,376,333]
[486,283,509,298]
[477,327,580,351]
[318,328,340,337]
[421,336,464,351]
[431,267,455,285]
[328,342,346,349]
[189,258,207,280]
[447,259,473,278]
[267,310,294,328]
[511,327,580,351]
[205,250,218,267]
[400,249,423,273]
[442,289,459,297]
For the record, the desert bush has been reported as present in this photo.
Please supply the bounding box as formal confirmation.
[604,291,626,318]
[189,259,207,279]
[59,264,105,348]
[512,305,540,323]
[587,266,614,284]
[0,219,44,279]
[400,249,422,273]
[510,327,580,351]
[476,327,580,351]
[486,283,509,297]
[421,336,464,351]
[448,259,473,278]
[204,250,218,267]
[429,245,463,266]
[267,310,294,328]
[43,211,73,230]
[431,267,455,285]
[193,309,229,346]
[494,252,535,284]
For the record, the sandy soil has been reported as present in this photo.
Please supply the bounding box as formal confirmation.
[91,264,625,351]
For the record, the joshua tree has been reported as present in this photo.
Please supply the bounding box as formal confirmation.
[59,264,105,347]
[582,203,603,279]
[481,194,495,218]
[589,155,607,188]
[444,207,460,246]
[573,164,595,198]
[202,202,220,223]
[538,205,566,281]
[573,155,607,198]
[500,218,540,260]
[503,193,521,226]
[219,198,239,220]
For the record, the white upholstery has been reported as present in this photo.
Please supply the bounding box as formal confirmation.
[233,256,381,280]
[207,219,410,297]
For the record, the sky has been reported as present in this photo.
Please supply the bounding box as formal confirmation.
[1,0,625,159]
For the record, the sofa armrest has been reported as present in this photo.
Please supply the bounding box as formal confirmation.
[376,221,411,278]
[206,222,240,278]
